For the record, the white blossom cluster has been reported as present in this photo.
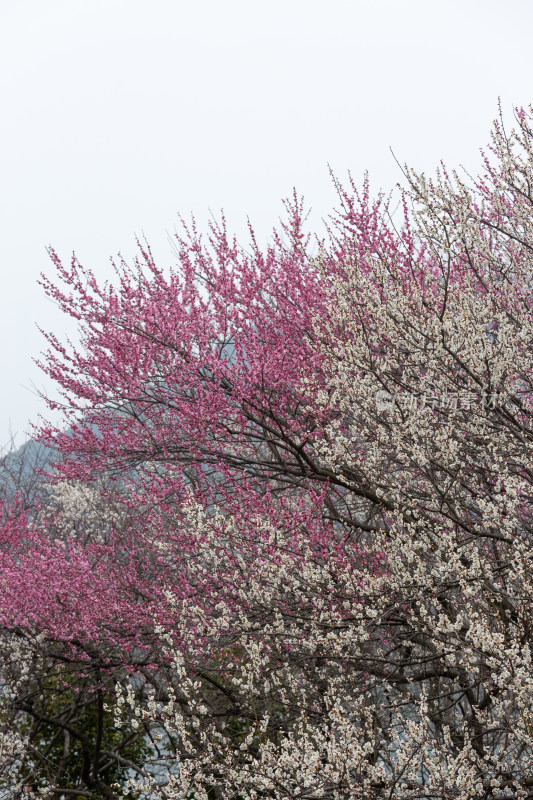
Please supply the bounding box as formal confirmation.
[0,632,46,799]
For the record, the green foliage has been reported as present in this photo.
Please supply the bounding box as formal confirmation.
[3,661,152,799]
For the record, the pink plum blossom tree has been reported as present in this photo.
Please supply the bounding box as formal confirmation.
[2,104,533,799]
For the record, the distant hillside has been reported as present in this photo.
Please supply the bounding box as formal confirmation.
[0,437,56,505]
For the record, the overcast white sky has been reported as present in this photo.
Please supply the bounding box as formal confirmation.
[1,0,533,445]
